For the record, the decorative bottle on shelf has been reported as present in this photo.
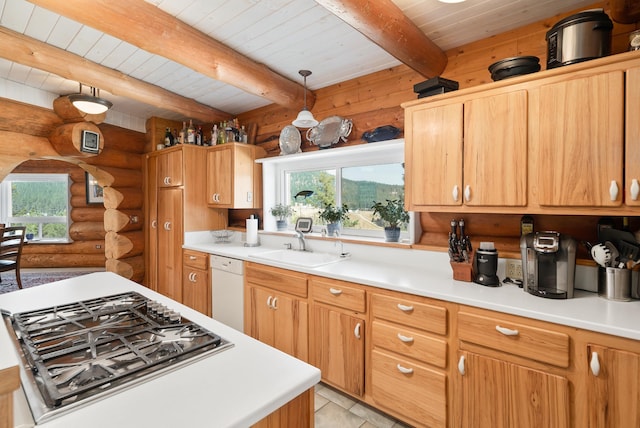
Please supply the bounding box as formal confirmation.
[164,127,174,148]
[211,124,218,145]
[187,120,196,144]
[197,125,204,146]
[178,121,187,144]
[239,125,247,143]
[218,121,227,144]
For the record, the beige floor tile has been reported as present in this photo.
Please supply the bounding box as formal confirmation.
[317,385,357,410]
[349,402,396,428]
[315,401,366,428]
[315,392,330,411]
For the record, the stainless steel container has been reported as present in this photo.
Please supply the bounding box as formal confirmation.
[598,267,631,301]
[546,9,613,69]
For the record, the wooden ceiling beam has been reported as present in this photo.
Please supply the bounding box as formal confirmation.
[0,27,230,124]
[314,0,447,78]
[26,0,313,111]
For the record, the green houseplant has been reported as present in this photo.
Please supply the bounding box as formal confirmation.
[318,203,349,236]
[270,204,294,231]
[371,199,409,242]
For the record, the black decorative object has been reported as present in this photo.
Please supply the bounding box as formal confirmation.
[413,76,459,99]
[362,125,401,143]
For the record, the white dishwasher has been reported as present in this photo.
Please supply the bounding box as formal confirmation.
[210,255,244,332]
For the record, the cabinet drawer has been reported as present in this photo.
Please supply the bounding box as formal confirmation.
[371,349,447,427]
[371,293,447,335]
[311,277,365,312]
[458,311,570,368]
[246,262,307,298]
[183,250,208,270]
[372,320,447,368]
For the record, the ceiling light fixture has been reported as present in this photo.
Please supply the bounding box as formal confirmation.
[292,70,318,128]
[438,0,465,3]
[68,83,113,115]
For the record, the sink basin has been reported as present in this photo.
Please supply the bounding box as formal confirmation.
[249,249,345,268]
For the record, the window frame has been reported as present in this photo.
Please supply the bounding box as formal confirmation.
[258,139,416,243]
[0,173,72,243]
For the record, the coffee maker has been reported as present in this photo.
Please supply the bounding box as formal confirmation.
[520,231,577,299]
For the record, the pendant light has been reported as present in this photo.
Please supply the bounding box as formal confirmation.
[292,70,318,128]
[68,83,113,114]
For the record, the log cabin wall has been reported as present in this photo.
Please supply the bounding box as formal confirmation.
[6,116,146,272]
[237,1,638,259]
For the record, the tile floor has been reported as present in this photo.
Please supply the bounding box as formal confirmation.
[314,383,412,428]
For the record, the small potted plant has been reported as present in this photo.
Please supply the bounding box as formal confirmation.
[270,203,294,231]
[371,199,409,242]
[318,203,349,236]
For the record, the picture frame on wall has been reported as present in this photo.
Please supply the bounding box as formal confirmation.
[85,172,104,205]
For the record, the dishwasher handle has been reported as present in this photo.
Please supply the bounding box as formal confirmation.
[210,255,244,275]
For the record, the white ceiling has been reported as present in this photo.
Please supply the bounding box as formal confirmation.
[0,0,598,127]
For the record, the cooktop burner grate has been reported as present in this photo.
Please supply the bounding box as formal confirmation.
[3,291,233,424]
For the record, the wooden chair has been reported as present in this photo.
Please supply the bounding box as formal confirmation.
[0,226,26,289]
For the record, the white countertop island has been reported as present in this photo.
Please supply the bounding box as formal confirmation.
[0,272,320,428]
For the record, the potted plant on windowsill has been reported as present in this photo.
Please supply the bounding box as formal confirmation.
[270,204,294,231]
[318,203,349,237]
[371,199,409,242]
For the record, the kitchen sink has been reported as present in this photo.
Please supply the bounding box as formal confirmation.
[249,249,346,268]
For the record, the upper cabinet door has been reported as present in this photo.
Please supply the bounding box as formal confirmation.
[405,102,463,209]
[625,67,640,206]
[535,72,624,207]
[158,149,184,188]
[463,90,528,207]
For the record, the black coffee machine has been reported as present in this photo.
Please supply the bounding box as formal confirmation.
[473,242,500,286]
[520,231,577,299]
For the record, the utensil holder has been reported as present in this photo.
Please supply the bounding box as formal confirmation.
[450,261,473,282]
[598,267,632,301]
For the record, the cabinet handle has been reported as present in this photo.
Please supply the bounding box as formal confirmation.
[590,352,600,377]
[452,185,459,202]
[272,297,278,310]
[397,333,414,343]
[631,179,640,201]
[458,355,466,375]
[164,176,171,185]
[495,325,519,336]
[609,180,619,201]
[189,255,197,260]
[397,303,413,312]
[329,288,343,295]
[464,185,471,202]
[191,272,198,282]
[354,323,361,339]
[164,221,171,231]
[151,220,157,229]
[396,364,413,375]
[267,296,273,308]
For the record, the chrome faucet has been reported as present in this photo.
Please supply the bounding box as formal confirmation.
[294,231,307,251]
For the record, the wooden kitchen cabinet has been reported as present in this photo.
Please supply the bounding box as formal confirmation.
[625,66,640,207]
[145,145,226,301]
[532,71,625,208]
[404,90,527,211]
[310,276,366,397]
[455,309,572,428]
[585,343,640,427]
[182,249,210,316]
[206,143,266,208]
[244,262,309,361]
[369,291,449,427]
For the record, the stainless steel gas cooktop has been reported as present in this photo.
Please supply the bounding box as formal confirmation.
[2,291,233,424]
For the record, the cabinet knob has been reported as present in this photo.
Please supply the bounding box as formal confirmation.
[329,288,343,295]
[397,333,414,343]
[590,351,600,377]
[271,297,278,310]
[458,355,466,375]
[609,180,619,201]
[631,179,640,201]
[267,296,273,308]
[464,185,471,202]
[495,325,519,336]
[354,323,361,339]
[164,176,171,185]
[396,364,414,375]
[164,222,171,231]
[151,220,157,229]
[452,185,459,202]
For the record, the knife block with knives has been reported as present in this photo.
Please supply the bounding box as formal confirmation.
[448,219,474,282]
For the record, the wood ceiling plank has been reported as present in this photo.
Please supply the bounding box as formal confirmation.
[0,26,231,123]
[26,0,313,111]
[315,0,447,79]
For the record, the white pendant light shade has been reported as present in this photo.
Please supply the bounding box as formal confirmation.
[68,84,112,114]
[292,70,318,128]
[293,108,318,128]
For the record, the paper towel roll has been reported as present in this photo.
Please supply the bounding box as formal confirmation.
[246,218,259,245]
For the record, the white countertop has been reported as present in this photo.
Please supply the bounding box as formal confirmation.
[186,236,640,341]
[0,272,320,428]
